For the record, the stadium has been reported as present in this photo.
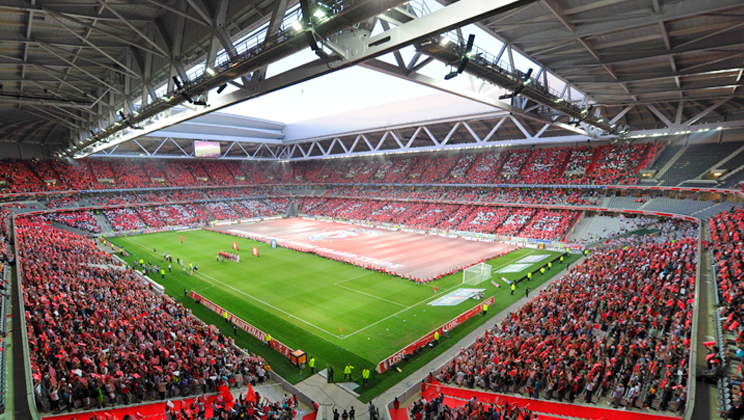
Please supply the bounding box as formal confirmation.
[0,0,743,420]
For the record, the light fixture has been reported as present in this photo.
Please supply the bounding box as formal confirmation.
[205,68,215,76]
[443,34,475,80]
[217,84,227,94]
[440,37,450,46]
[313,9,326,19]
[291,21,303,31]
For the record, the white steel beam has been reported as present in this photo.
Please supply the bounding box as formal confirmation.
[146,132,283,143]
[76,0,537,157]
[360,59,589,136]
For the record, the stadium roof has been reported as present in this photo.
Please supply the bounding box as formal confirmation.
[0,0,743,158]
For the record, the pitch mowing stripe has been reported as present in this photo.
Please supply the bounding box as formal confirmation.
[126,235,410,339]
[341,249,541,340]
[341,274,478,340]
[193,270,346,339]
[118,231,555,358]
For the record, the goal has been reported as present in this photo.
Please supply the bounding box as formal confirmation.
[462,262,492,285]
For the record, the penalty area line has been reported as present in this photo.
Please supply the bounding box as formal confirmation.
[341,248,538,340]
[194,270,344,340]
[124,236,345,339]
[333,272,408,308]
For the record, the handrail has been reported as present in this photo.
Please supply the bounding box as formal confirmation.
[12,214,42,420]
[681,221,703,420]
[1,182,741,203]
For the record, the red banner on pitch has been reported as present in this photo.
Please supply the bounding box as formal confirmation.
[232,242,238,250]
[252,247,259,257]
[189,290,294,359]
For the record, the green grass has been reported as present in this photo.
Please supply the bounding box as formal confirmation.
[108,228,578,400]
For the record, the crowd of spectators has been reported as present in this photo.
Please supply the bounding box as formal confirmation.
[27,160,63,188]
[409,188,445,200]
[185,160,212,182]
[259,162,295,184]
[41,211,102,233]
[82,196,289,232]
[162,161,197,186]
[519,189,563,205]
[515,147,571,184]
[565,189,601,206]
[409,394,537,420]
[347,161,382,183]
[201,161,237,185]
[462,152,507,184]
[87,160,116,181]
[136,206,168,229]
[104,208,147,231]
[434,231,697,414]
[581,144,653,185]
[203,202,246,221]
[456,207,511,234]
[442,188,483,202]
[437,205,476,231]
[479,189,522,204]
[448,153,478,180]
[519,210,576,240]
[563,146,596,174]
[300,198,581,238]
[708,206,744,418]
[500,150,532,179]
[239,199,289,218]
[51,160,99,190]
[0,158,47,193]
[109,161,152,189]
[44,197,77,209]
[415,155,459,183]
[381,157,414,183]
[495,209,536,236]
[19,220,269,414]
[405,204,460,230]
[0,143,677,194]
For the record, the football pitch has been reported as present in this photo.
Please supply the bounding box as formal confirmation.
[109,224,578,399]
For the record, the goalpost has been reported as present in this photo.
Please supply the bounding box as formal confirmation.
[462,262,492,285]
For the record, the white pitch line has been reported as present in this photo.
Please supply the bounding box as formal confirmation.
[333,272,409,307]
[195,284,216,293]
[489,249,537,273]
[341,249,549,340]
[124,235,550,341]
[334,283,408,308]
[123,236,343,339]
[334,271,374,286]
[195,270,344,339]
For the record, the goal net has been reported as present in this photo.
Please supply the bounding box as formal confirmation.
[462,262,492,285]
